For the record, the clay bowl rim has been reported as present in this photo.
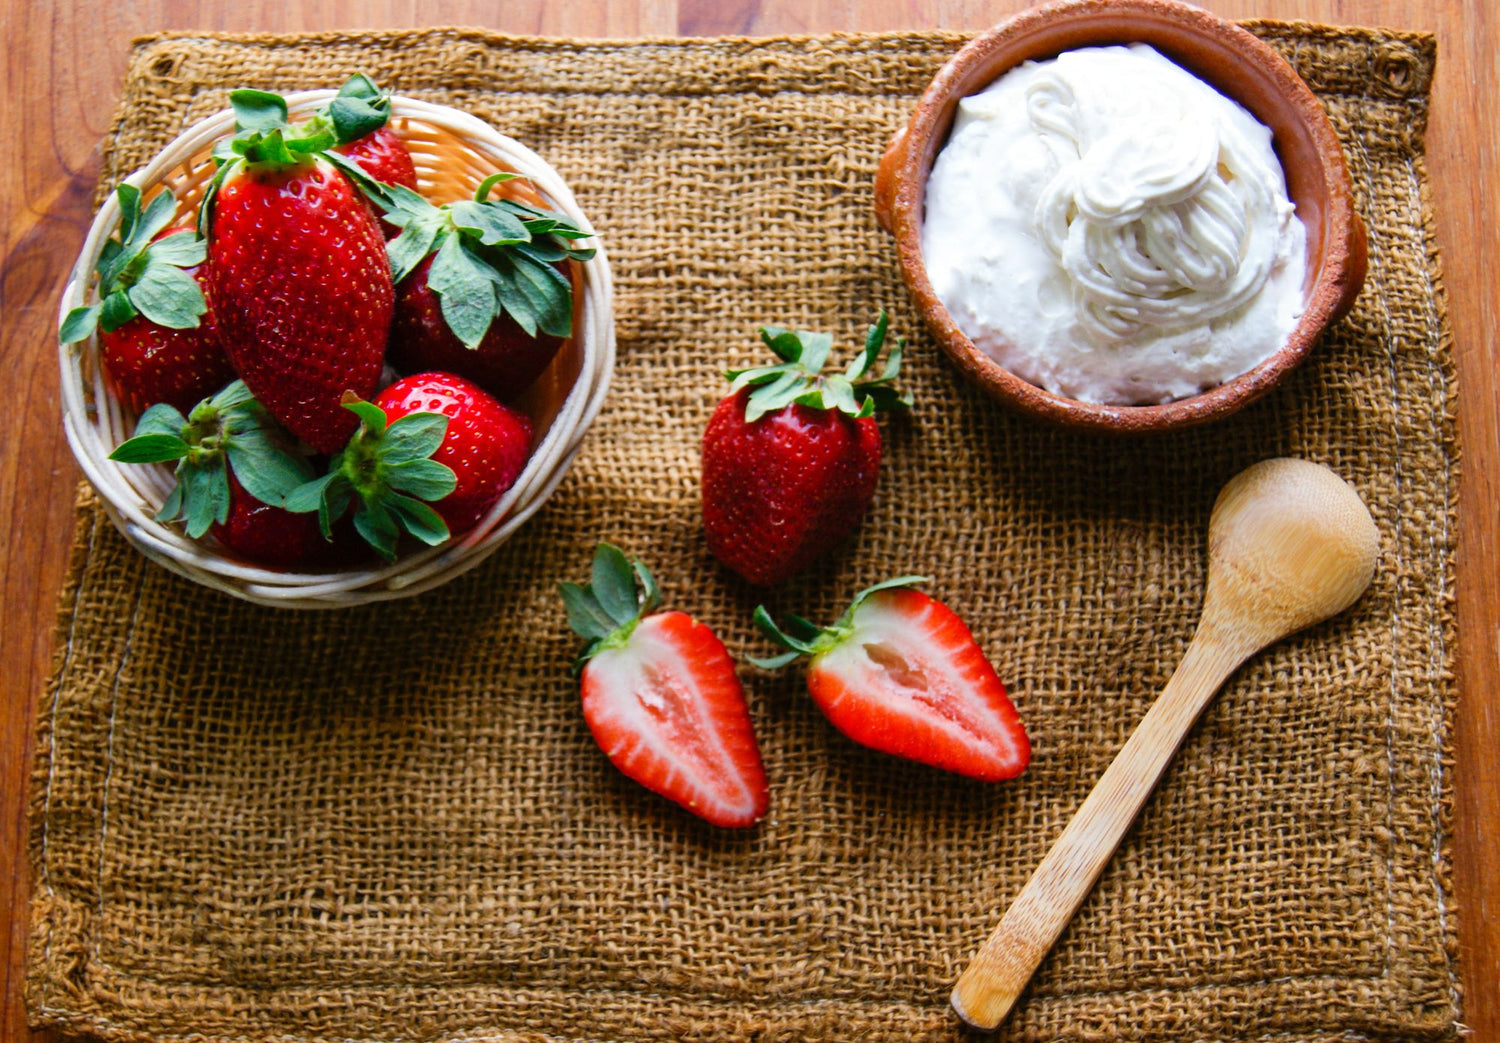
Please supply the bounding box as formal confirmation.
[876,0,1367,435]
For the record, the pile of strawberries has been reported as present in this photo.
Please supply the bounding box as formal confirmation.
[562,316,1032,828]
[63,75,593,568]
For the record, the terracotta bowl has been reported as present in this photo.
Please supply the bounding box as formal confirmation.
[874,0,1367,434]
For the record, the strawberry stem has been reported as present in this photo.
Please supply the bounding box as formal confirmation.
[727,311,912,423]
[749,574,932,669]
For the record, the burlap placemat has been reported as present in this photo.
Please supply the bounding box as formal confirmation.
[29,24,1459,1043]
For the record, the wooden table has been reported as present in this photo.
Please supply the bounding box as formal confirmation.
[4,1,1494,1040]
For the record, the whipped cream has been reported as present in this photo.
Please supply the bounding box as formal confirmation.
[922,44,1307,405]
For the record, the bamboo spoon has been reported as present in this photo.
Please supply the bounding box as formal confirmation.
[951,457,1380,1030]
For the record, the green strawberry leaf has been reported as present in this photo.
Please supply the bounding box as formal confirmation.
[59,304,102,344]
[225,435,316,507]
[99,289,138,333]
[559,581,617,641]
[127,261,206,330]
[131,190,179,251]
[108,432,190,463]
[590,542,639,626]
[135,403,189,438]
[385,494,450,546]
[474,172,523,202]
[449,200,530,246]
[239,128,299,166]
[429,234,499,349]
[338,73,383,102]
[157,482,185,524]
[340,395,388,436]
[387,217,445,285]
[183,455,230,538]
[230,89,289,133]
[146,230,206,267]
[283,470,339,514]
[328,96,387,145]
[384,457,457,501]
[381,411,448,463]
[353,499,400,560]
[116,184,142,242]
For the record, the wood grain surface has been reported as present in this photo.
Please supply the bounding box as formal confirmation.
[2,2,1493,1042]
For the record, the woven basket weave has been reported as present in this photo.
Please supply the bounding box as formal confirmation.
[56,90,615,608]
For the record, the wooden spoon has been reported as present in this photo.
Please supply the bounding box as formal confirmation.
[950,457,1379,1030]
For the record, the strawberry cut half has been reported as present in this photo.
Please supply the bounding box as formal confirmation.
[753,577,1029,781]
[562,544,769,828]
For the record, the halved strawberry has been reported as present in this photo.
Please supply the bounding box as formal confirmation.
[561,544,769,828]
[754,577,1029,781]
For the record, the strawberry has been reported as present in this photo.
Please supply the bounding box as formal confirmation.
[701,313,910,586]
[60,187,233,415]
[284,373,532,558]
[108,380,316,540]
[201,88,394,453]
[378,174,594,400]
[212,471,327,568]
[322,74,418,237]
[561,543,769,828]
[375,373,533,534]
[753,577,1029,781]
[389,253,572,399]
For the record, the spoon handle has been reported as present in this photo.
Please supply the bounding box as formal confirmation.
[951,628,1249,1030]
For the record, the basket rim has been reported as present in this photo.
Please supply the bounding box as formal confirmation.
[58,91,615,608]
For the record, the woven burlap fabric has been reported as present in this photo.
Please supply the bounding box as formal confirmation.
[28,24,1458,1043]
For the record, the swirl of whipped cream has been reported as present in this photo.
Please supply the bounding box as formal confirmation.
[1027,69,1276,343]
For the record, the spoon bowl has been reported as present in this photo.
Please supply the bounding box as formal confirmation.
[951,458,1377,1030]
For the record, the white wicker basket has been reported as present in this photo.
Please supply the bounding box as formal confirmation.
[58,91,615,609]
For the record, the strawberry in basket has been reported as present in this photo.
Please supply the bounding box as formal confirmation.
[701,313,910,586]
[753,577,1030,781]
[561,543,769,828]
[60,185,234,415]
[319,73,418,237]
[107,380,320,564]
[379,174,595,400]
[284,372,532,559]
[200,87,394,454]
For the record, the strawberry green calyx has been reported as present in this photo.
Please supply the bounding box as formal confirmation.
[61,185,206,343]
[199,86,350,236]
[729,310,912,423]
[749,574,931,669]
[282,394,457,560]
[378,174,596,349]
[320,73,394,146]
[559,543,663,674]
[108,380,315,538]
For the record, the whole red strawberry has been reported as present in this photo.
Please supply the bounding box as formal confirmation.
[202,88,393,453]
[380,175,593,400]
[283,372,535,560]
[389,253,568,399]
[322,74,418,238]
[754,577,1029,781]
[375,373,534,535]
[562,543,769,828]
[60,188,233,415]
[701,313,909,585]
